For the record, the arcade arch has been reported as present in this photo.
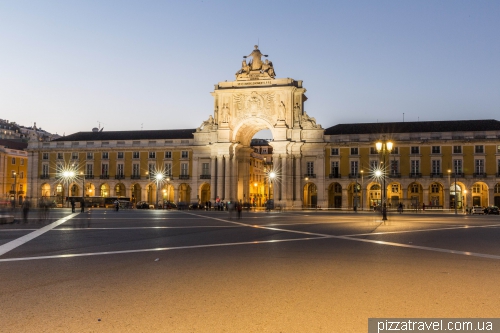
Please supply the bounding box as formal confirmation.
[85,183,95,197]
[115,183,126,197]
[470,182,488,207]
[327,182,342,208]
[179,184,191,203]
[408,182,423,209]
[130,184,141,204]
[303,183,317,208]
[347,182,361,208]
[200,183,210,204]
[449,182,464,209]
[494,183,500,207]
[98,184,110,197]
[41,183,51,197]
[70,183,79,196]
[429,182,444,206]
[368,183,381,208]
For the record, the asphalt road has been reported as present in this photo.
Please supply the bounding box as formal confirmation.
[1,208,499,332]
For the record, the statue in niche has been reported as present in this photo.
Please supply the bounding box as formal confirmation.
[293,103,301,124]
[277,101,286,120]
[221,103,230,123]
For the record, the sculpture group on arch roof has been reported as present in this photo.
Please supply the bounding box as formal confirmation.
[235,45,276,80]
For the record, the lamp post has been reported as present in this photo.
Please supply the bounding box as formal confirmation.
[62,169,76,208]
[360,169,364,211]
[463,189,467,214]
[80,171,86,211]
[448,169,458,215]
[155,173,164,209]
[268,171,276,210]
[376,136,393,221]
[166,177,170,204]
[12,171,17,209]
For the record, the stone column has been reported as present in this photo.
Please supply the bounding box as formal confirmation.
[488,188,494,206]
[316,155,326,207]
[191,157,199,202]
[224,155,232,201]
[281,155,288,204]
[271,153,281,201]
[217,155,224,200]
[240,154,250,203]
[229,155,237,201]
[443,188,450,209]
[173,187,179,203]
[342,188,349,208]
[293,154,302,207]
[210,156,217,201]
[423,188,429,207]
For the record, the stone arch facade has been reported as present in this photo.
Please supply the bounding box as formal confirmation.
[192,46,325,208]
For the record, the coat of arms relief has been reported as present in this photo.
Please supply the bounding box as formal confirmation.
[231,91,286,125]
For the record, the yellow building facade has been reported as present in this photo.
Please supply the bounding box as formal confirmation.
[324,122,500,210]
[1,142,28,205]
[25,47,500,210]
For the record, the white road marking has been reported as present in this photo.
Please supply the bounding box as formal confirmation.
[0,213,78,256]
[0,236,326,262]
[2,211,500,262]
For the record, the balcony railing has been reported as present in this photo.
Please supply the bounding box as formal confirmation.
[430,173,443,178]
[85,174,94,179]
[100,175,109,179]
[348,173,359,178]
[115,175,125,180]
[179,175,190,180]
[304,174,316,179]
[200,175,211,179]
[473,172,487,178]
[131,175,141,179]
[40,175,50,179]
[389,173,401,178]
[329,173,341,179]
[409,173,422,178]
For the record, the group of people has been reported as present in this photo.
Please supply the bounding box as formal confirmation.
[204,200,243,218]
[69,199,85,213]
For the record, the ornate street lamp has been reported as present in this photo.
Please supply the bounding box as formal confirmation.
[376,136,393,221]
[448,169,458,215]
[61,169,76,208]
[155,173,164,209]
[268,171,276,210]
[360,169,364,211]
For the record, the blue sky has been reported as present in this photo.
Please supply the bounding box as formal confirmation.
[1,1,499,137]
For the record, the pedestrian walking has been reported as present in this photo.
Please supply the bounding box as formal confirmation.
[70,199,75,213]
[22,199,30,223]
[81,200,85,213]
[237,202,242,219]
[114,199,120,211]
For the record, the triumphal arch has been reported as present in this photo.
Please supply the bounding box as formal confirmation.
[193,46,326,207]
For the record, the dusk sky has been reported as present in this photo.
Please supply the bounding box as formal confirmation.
[1,1,498,138]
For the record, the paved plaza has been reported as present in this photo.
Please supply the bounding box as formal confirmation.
[1,208,500,332]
